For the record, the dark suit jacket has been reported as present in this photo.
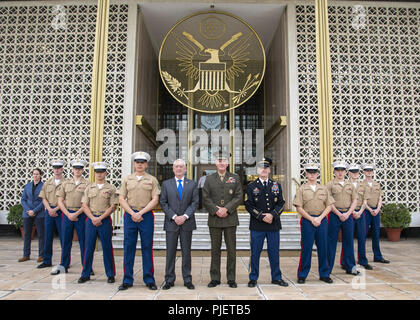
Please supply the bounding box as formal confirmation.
[160,177,198,232]
[203,171,243,228]
[21,181,45,218]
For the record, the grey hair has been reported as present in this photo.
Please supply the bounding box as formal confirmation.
[173,159,187,167]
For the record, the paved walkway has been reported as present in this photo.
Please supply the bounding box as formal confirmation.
[0,236,419,300]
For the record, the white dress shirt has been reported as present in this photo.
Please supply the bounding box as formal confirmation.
[172,176,189,221]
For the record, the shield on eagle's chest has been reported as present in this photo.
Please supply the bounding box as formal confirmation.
[199,62,226,91]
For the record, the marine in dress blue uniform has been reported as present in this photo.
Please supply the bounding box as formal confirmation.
[78,162,117,284]
[245,158,288,287]
[340,164,373,270]
[293,163,334,284]
[362,164,390,264]
[37,160,66,268]
[326,161,359,276]
[117,152,161,291]
[52,159,90,275]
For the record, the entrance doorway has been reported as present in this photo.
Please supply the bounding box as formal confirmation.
[156,80,264,187]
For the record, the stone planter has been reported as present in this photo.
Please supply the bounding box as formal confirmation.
[385,227,402,242]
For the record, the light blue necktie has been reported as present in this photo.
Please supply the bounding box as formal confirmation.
[178,179,183,199]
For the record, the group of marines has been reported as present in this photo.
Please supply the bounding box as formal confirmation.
[30,152,388,289]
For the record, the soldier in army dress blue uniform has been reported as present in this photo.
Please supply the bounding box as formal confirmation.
[245,158,288,287]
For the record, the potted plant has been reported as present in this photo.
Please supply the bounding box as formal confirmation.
[7,204,35,240]
[380,203,411,242]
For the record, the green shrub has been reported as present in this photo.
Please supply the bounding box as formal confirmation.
[7,204,23,229]
[381,203,411,229]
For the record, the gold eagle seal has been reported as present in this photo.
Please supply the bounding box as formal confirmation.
[159,11,266,113]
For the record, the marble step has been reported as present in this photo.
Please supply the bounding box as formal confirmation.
[111,211,302,250]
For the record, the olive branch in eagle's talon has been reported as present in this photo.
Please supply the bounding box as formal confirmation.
[162,71,189,101]
[232,73,260,104]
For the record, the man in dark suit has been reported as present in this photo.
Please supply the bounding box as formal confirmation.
[203,151,243,288]
[160,159,199,290]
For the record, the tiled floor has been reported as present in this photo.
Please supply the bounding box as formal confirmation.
[0,236,419,300]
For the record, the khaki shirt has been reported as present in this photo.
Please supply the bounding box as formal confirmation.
[39,177,66,207]
[362,180,383,208]
[293,183,335,216]
[82,182,118,215]
[56,178,89,210]
[326,179,357,210]
[351,181,367,209]
[117,172,160,210]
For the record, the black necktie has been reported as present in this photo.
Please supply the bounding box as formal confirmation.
[263,181,267,189]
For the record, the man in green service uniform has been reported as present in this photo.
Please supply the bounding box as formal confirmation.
[203,151,243,288]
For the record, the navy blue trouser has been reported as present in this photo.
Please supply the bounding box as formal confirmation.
[327,211,356,273]
[341,211,368,267]
[364,207,383,261]
[23,217,45,258]
[43,207,62,265]
[297,215,329,279]
[249,230,282,282]
[60,210,87,269]
[81,216,115,278]
[122,210,155,286]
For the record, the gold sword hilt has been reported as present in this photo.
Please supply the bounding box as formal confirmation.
[220,32,242,51]
[182,31,205,51]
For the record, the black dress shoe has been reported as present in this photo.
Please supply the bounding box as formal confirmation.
[184,282,195,290]
[37,263,52,269]
[50,267,68,275]
[320,277,333,283]
[346,270,361,276]
[272,279,289,287]
[147,282,157,290]
[78,277,90,284]
[162,282,174,290]
[297,278,306,284]
[118,283,133,290]
[248,280,257,288]
[361,264,373,270]
[208,280,221,288]
[228,280,237,288]
[374,258,390,264]
[107,277,115,283]
[91,270,95,276]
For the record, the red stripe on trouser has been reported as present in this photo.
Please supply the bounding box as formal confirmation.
[297,217,303,276]
[150,211,155,275]
[82,217,88,270]
[122,212,125,275]
[109,216,116,275]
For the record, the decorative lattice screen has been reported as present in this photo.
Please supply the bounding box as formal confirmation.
[0,3,128,211]
[102,3,128,190]
[296,3,420,213]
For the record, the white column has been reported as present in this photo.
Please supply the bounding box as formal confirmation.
[120,0,137,177]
